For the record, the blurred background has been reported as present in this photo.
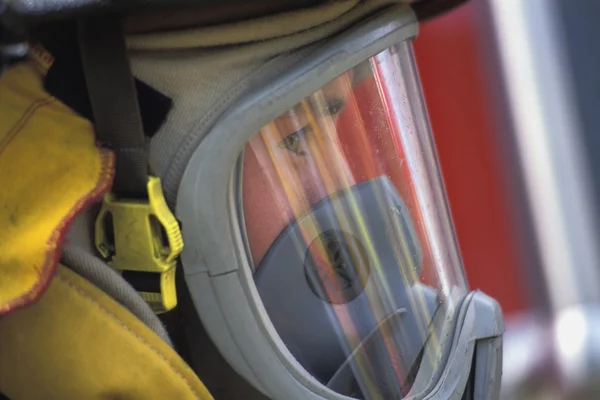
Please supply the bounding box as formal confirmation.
[414,0,600,398]
[414,0,528,316]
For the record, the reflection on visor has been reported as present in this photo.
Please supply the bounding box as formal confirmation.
[240,41,468,399]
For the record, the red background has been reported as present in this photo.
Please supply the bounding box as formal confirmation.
[413,2,528,315]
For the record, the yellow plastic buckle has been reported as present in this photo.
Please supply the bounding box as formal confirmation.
[95,176,183,313]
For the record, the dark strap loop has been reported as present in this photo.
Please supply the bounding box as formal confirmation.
[78,16,149,199]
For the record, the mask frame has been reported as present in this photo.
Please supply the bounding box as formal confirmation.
[176,5,503,400]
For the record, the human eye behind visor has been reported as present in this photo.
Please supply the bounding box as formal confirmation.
[277,93,349,157]
[279,125,310,156]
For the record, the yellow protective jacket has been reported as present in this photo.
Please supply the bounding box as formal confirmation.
[0,45,214,400]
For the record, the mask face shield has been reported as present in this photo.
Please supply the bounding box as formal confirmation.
[175,8,503,399]
[239,41,468,399]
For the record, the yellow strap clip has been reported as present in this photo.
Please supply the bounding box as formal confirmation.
[95,176,183,313]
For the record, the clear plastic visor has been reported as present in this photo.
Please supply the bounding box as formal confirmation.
[239,41,468,399]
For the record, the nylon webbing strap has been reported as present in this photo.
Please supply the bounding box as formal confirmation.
[78,16,148,199]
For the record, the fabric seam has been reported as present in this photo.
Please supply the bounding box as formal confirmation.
[0,97,56,156]
[0,139,115,316]
[54,273,201,400]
